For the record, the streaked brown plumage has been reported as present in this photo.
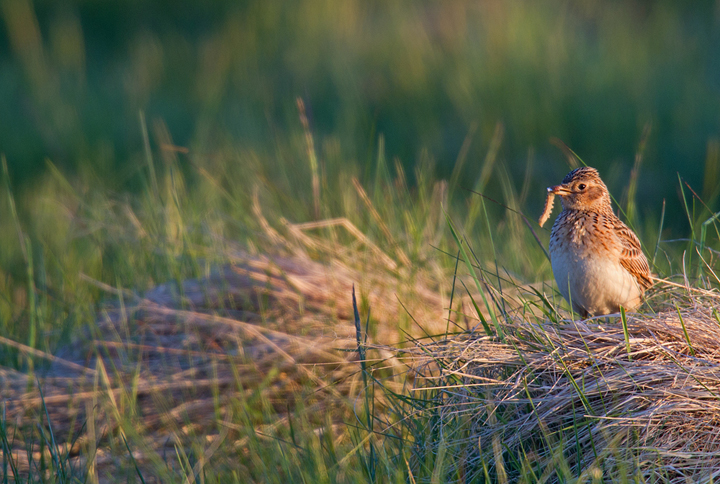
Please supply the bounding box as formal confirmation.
[546,167,652,317]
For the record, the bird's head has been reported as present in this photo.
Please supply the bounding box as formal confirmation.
[549,167,612,211]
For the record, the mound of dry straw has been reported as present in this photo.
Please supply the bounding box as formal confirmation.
[391,283,720,483]
[3,184,720,483]
[0,211,450,479]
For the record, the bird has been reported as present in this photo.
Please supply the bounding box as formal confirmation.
[543,166,652,317]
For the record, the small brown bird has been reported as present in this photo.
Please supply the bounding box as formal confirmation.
[542,167,652,317]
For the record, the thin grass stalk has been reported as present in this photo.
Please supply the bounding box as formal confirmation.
[523,216,551,262]
[678,174,696,273]
[373,135,389,202]
[1,403,19,482]
[624,123,650,226]
[37,381,65,478]
[1,154,27,262]
[681,179,720,246]
[352,285,376,481]
[550,138,582,169]
[464,123,502,233]
[517,148,535,208]
[620,307,632,361]
[25,237,36,361]
[465,186,550,262]
[352,177,410,266]
[699,209,720,262]
[430,437,447,484]
[565,276,577,321]
[652,199,666,271]
[446,250,461,336]
[553,350,592,415]
[139,111,159,203]
[445,212,502,340]
[529,286,559,323]
[480,196,506,316]
[297,97,320,220]
[675,304,696,356]
[461,280,493,336]
[122,432,147,484]
[447,123,477,200]
[697,249,720,289]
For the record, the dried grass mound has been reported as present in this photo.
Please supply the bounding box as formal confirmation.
[394,284,720,483]
[0,213,449,479]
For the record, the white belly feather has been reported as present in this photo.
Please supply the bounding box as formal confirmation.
[549,213,643,316]
[551,245,642,316]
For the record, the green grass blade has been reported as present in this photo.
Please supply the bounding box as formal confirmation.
[461,280,493,336]
[445,211,503,341]
[620,307,632,361]
[676,304,696,356]
[651,199,666,272]
[122,432,147,484]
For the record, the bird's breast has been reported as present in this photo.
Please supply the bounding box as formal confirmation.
[549,211,642,315]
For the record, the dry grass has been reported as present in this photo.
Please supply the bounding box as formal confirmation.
[0,202,451,481]
[3,177,720,482]
[383,280,720,483]
[5,225,720,482]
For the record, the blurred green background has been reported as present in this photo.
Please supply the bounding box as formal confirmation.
[4,2,720,478]
[2,0,720,227]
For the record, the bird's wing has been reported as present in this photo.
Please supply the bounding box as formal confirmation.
[613,219,653,289]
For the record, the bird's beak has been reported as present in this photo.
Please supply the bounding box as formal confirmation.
[549,184,572,196]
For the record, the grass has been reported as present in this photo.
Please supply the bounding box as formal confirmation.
[2,106,720,482]
[389,286,720,483]
[3,1,720,229]
[0,110,469,481]
[3,2,720,481]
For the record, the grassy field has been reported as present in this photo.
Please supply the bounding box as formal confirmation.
[3,1,720,219]
[3,115,720,482]
[2,1,720,482]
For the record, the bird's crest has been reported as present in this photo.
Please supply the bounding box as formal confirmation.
[561,167,602,185]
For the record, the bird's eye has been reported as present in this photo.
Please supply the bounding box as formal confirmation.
[578,183,586,190]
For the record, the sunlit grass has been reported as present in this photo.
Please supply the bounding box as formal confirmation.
[2,106,720,481]
[2,2,720,481]
[2,1,718,228]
